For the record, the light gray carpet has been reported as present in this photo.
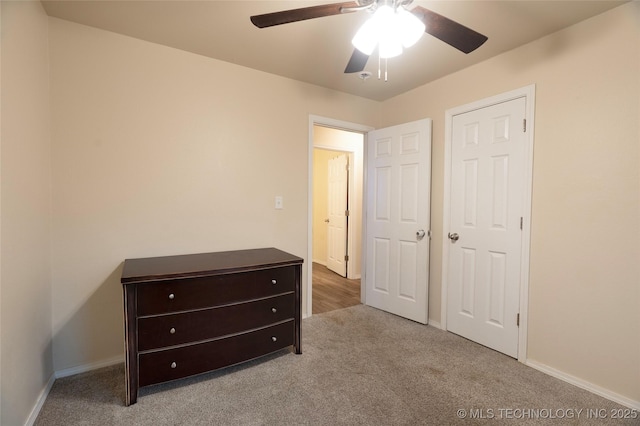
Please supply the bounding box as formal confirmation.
[35,305,636,425]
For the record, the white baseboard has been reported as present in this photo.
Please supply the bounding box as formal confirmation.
[526,359,640,410]
[55,355,123,379]
[25,373,55,426]
[25,356,124,425]
[312,259,327,266]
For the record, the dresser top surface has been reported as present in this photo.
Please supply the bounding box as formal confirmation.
[121,247,303,284]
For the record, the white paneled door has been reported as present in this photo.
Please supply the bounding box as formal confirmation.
[446,97,527,358]
[327,154,348,277]
[366,119,431,324]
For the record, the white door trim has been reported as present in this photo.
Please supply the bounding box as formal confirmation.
[307,115,374,318]
[441,85,536,362]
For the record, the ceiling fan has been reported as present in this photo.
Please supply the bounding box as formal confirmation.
[250,0,488,74]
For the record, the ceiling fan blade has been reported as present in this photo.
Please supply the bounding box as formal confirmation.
[251,1,359,28]
[344,49,369,73]
[411,6,488,54]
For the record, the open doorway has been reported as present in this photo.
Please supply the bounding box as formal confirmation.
[311,124,365,315]
[312,148,360,314]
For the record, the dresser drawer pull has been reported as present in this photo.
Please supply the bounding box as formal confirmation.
[168,293,175,300]
[169,327,176,334]
[271,336,277,342]
[170,362,177,369]
[271,279,277,285]
[271,307,277,313]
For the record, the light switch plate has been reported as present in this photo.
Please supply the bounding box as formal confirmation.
[275,196,283,209]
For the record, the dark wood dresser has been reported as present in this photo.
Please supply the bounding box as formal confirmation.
[120,247,303,406]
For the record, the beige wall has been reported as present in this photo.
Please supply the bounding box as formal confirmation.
[0,1,53,424]
[380,2,640,403]
[48,17,380,373]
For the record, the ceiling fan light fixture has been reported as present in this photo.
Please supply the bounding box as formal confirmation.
[378,35,403,58]
[352,4,393,55]
[351,4,424,59]
[351,14,379,55]
[396,7,425,48]
[376,5,403,58]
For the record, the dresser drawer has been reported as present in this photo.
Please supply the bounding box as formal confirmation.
[139,320,294,387]
[138,293,295,351]
[137,266,295,315]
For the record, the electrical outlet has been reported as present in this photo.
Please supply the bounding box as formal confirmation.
[275,196,283,209]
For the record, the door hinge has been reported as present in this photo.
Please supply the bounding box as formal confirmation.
[523,119,527,132]
[520,217,523,230]
[344,254,349,261]
[517,313,520,327]
[345,210,349,217]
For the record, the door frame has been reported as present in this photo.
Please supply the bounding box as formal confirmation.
[307,115,374,318]
[441,85,536,362]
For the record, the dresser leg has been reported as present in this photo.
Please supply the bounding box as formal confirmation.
[126,384,138,406]
[125,377,138,406]
[295,327,302,355]
[124,350,138,406]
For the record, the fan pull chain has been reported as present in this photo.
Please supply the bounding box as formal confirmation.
[376,52,389,82]
[385,58,388,82]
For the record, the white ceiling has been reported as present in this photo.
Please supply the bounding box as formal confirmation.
[41,0,626,101]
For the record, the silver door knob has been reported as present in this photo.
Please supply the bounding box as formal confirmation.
[448,232,459,242]
[416,229,426,240]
